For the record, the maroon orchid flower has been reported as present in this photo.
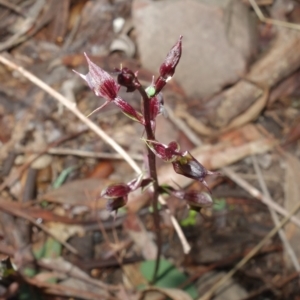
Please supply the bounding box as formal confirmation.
[144,139,181,162]
[171,189,213,208]
[74,53,144,122]
[74,53,120,101]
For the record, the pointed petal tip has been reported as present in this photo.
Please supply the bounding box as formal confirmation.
[83,52,92,64]
[72,69,86,80]
[207,170,222,177]
[201,180,212,194]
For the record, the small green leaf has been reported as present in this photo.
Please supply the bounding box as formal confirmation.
[23,267,36,277]
[180,210,197,227]
[34,238,62,260]
[53,166,76,189]
[213,198,227,211]
[140,259,198,299]
[148,203,162,213]
[19,283,44,300]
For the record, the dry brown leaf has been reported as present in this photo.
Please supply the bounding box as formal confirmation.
[123,213,157,260]
[42,178,112,207]
[46,222,85,242]
[140,287,193,300]
[284,153,300,269]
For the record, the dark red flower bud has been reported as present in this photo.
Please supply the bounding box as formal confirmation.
[116,67,137,92]
[73,53,120,101]
[159,36,182,79]
[101,175,152,212]
[113,97,145,124]
[161,185,213,211]
[101,183,131,199]
[172,152,219,193]
[172,190,213,208]
[144,140,181,162]
[154,36,182,94]
[106,197,127,212]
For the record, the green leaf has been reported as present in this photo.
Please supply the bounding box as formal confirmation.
[180,210,197,227]
[19,283,44,300]
[41,166,77,207]
[213,198,227,211]
[148,202,162,213]
[33,237,62,283]
[53,166,77,189]
[23,267,36,277]
[140,259,198,299]
[34,238,62,260]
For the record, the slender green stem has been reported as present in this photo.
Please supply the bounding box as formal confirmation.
[135,82,162,283]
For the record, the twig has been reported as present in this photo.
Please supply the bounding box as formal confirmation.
[249,0,300,30]
[0,0,45,52]
[19,147,143,161]
[0,0,26,16]
[62,12,82,50]
[26,276,116,300]
[166,104,202,146]
[0,129,87,192]
[241,271,300,300]
[222,167,300,228]
[0,201,78,255]
[198,199,300,300]
[0,53,190,255]
[251,155,300,272]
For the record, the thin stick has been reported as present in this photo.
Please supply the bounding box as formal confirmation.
[252,155,300,272]
[222,167,300,228]
[249,0,300,31]
[0,0,25,16]
[19,147,143,161]
[198,200,300,300]
[0,201,78,255]
[0,53,190,255]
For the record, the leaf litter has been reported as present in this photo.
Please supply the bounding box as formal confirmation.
[0,0,300,299]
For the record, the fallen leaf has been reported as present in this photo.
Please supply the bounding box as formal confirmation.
[284,153,300,269]
[42,178,112,207]
[140,287,193,300]
[123,213,157,260]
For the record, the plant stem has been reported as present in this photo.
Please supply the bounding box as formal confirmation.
[135,82,162,283]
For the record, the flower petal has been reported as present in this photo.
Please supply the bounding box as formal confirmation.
[74,53,120,101]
